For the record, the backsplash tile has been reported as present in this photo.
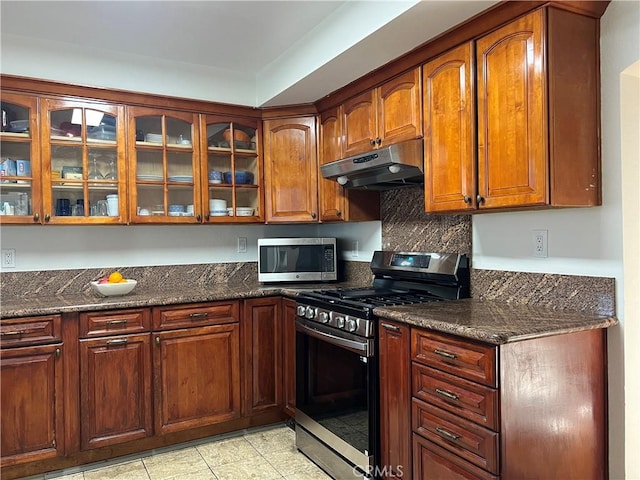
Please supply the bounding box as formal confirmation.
[381,186,471,254]
[0,261,370,298]
[471,269,615,316]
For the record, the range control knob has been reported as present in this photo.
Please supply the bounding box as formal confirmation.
[296,305,306,317]
[336,316,345,328]
[319,312,330,323]
[346,318,358,333]
[305,306,317,320]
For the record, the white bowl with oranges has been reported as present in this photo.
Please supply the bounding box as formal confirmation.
[91,272,137,297]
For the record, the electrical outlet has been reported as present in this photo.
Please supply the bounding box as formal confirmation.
[352,240,359,258]
[1,249,16,268]
[237,237,247,253]
[532,230,548,258]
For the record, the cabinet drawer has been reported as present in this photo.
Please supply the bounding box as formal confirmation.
[153,301,239,330]
[413,434,499,480]
[413,363,498,430]
[0,315,62,347]
[80,309,151,337]
[412,398,499,474]
[412,329,497,387]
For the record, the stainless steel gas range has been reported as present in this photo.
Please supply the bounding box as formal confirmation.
[294,250,470,480]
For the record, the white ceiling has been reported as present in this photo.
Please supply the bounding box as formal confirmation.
[1,1,498,107]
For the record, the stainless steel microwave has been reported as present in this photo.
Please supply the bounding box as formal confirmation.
[257,238,337,283]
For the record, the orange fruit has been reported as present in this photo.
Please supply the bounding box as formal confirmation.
[108,272,123,283]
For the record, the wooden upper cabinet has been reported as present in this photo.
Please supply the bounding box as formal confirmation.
[475,7,601,210]
[319,107,345,222]
[423,42,475,213]
[40,98,127,224]
[343,68,422,157]
[263,116,319,223]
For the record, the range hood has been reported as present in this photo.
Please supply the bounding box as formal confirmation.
[321,138,424,190]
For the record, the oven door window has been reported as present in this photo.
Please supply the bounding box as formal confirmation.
[296,328,373,454]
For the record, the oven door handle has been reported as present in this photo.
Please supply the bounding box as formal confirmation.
[296,318,372,356]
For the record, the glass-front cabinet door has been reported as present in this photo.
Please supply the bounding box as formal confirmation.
[201,115,262,222]
[0,92,41,224]
[40,98,125,224]
[127,107,200,223]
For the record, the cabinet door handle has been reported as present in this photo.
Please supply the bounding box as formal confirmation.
[375,137,382,145]
[476,194,485,204]
[311,212,317,219]
[336,210,341,217]
[33,213,40,222]
[435,388,459,401]
[55,347,61,358]
[1,330,24,338]
[106,339,128,347]
[189,312,209,319]
[463,195,472,204]
[434,349,457,360]
[436,427,460,441]
[370,139,376,146]
[205,214,210,221]
[196,214,202,222]
[106,319,128,325]
[381,323,400,332]
[155,336,161,345]
[44,214,51,222]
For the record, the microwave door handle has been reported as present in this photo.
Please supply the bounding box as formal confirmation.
[296,319,370,356]
[271,246,280,273]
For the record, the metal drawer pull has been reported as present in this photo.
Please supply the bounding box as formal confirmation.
[435,388,459,401]
[436,427,460,441]
[189,312,209,319]
[381,323,400,332]
[106,339,128,347]
[434,349,457,360]
[106,319,128,325]
[1,330,24,337]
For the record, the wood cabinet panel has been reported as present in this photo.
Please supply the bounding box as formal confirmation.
[282,298,297,418]
[343,90,377,157]
[243,298,282,415]
[476,9,547,209]
[413,434,498,480]
[411,329,497,388]
[423,43,476,213]
[1,343,64,467]
[412,363,498,431]
[342,69,422,157]
[153,323,241,435]
[153,301,239,330]
[263,116,319,223]
[412,398,498,474]
[79,333,152,449]
[0,315,61,347]
[377,68,422,147]
[379,321,412,478]
[80,309,150,337]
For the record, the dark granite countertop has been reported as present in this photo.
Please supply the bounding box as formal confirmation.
[374,298,617,345]
[1,283,617,345]
[0,281,357,319]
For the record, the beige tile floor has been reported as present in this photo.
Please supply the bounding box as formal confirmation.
[22,424,333,480]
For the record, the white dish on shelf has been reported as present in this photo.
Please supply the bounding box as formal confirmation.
[136,174,163,181]
[145,133,162,143]
[210,210,228,216]
[168,175,193,183]
[236,207,254,216]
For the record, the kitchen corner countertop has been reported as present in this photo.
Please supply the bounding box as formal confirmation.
[374,298,618,345]
[0,281,341,319]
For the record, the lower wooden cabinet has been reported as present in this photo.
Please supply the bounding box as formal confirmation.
[0,343,64,468]
[282,298,297,417]
[79,333,152,449]
[153,323,241,435]
[242,297,282,415]
[379,320,412,478]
